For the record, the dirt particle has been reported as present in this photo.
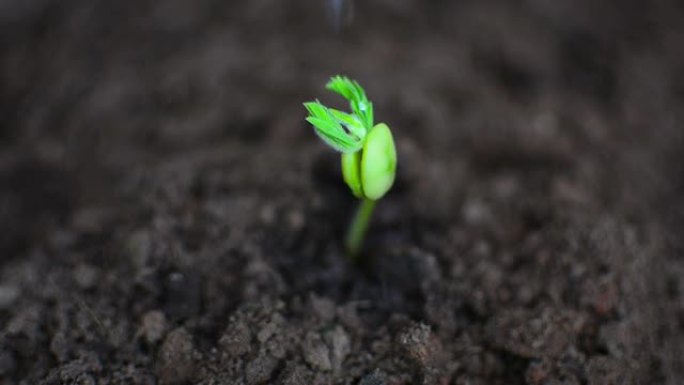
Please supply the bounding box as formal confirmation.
[278,363,312,385]
[47,353,102,384]
[408,247,441,284]
[245,353,279,385]
[337,302,364,332]
[587,356,635,385]
[156,327,196,385]
[50,331,70,362]
[257,313,284,343]
[591,280,620,317]
[309,294,336,322]
[220,320,252,357]
[396,322,449,383]
[76,373,97,385]
[74,264,99,290]
[397,323,433,367]
[139,310,168,345]
[325,326,351,374]
[6,305,44,341]
[358,370,386,385]
[597,322,630,357]
[525,359,552,385]
[487,309,577,358]
[302,332,332,371]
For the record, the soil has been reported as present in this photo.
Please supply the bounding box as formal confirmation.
[1,0,683,384]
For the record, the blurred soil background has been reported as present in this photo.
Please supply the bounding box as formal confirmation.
[1,0,683,384]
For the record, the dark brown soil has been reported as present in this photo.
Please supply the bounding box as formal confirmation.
[1,1,683,384]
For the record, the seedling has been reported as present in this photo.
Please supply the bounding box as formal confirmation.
[304,75,397,257]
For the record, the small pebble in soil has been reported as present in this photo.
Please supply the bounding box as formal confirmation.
[139,310,168,345]
[245,352,279,385]
[156,328,196,385]
[397,323,433,367]
[325,326,351,374]
[219,320,252,357]
[303,331,332,371]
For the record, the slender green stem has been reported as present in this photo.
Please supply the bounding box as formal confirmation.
[345,198,377,258]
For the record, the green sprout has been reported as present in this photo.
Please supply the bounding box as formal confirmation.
[304,75,397,257]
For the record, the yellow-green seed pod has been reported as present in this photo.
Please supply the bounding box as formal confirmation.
[361,123,397,200]
[341,151,363,198]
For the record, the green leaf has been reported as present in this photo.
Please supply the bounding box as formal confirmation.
[304,101,363,153]
[325,76,374,130]
[325,75,357,100]
[304,76,379,154]
[328,108,365,139]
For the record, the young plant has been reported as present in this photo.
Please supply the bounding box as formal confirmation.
[304,75,397,257]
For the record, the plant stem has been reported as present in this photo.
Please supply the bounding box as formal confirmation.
[345,198,377,258]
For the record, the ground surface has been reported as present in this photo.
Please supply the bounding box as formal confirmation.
[1,0,683,384]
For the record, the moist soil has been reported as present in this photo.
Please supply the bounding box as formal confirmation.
[1,1,684,384]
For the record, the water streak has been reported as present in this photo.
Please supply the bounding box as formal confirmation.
[326,0,352,32]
